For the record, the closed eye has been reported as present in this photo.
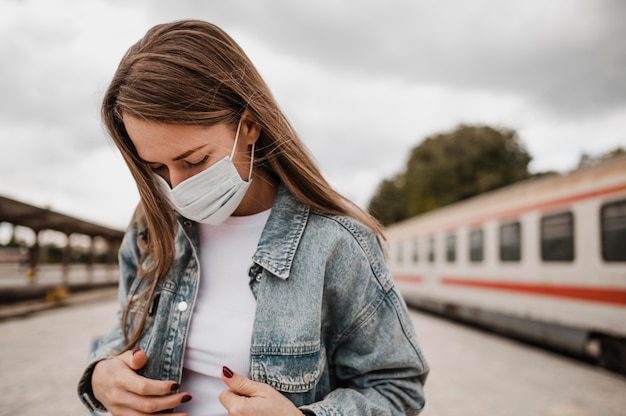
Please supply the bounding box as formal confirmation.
[149,163,166,173]
[184,154,209,168]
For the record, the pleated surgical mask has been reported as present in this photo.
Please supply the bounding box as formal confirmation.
[154,118,254,225]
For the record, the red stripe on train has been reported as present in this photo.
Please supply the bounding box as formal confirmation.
[441,277,626,306]
[494,182,626,221]
[392,274,626,306]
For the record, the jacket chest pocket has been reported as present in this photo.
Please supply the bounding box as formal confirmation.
[249,344,326,394]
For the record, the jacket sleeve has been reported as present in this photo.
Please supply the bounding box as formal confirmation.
[76,217,143,412]
[300,231,429,415]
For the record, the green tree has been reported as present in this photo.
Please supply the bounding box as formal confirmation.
[368,124,531,225]
[576,146,625,170]
[368,174,408,226]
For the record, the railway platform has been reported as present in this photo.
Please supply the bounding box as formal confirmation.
[1,289,625,416]
[0,263,118,320]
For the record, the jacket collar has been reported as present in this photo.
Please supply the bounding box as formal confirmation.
[252,184,309,280]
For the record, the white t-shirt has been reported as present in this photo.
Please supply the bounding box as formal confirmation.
[178,209,271,415]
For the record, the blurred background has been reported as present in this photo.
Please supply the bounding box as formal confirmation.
[1,0,625,230]
[1,0,625,415]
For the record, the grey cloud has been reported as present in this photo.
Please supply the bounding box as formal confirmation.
[148,0,626,117]
[0,14,110,171]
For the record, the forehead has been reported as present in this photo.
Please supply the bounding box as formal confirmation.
[122,115,233,162]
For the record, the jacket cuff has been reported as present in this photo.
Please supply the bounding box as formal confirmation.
[77,360,108,412]
[300,404,338,416]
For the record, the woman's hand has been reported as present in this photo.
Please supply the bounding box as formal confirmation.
[92,349,191,416]
[219,366,304,415]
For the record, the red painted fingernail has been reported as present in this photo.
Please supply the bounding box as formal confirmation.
[222,366,233,378]
[170,383,180,391]
[181,394,192,403]
[132,348,141,356]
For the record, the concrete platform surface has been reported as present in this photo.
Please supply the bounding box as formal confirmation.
[1,291,625,415]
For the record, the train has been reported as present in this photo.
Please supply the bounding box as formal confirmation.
[385,154,626,374]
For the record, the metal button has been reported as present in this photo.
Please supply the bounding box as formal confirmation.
[183,220,193,228]
[177,301,188,312]
[303,373,312,383]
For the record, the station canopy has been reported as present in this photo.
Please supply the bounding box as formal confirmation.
[0,195,124,241]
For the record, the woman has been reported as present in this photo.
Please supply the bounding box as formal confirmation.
[77,19,428,415]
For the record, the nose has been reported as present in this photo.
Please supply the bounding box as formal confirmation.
[166,168,193,189]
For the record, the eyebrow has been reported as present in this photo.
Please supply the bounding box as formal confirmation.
[141,144,207,164]
[172,144,207,161]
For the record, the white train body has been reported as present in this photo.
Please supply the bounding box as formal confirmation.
[386,156,626,369]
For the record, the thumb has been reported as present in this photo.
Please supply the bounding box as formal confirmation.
[221,366,263,397]
[118,348,148,371]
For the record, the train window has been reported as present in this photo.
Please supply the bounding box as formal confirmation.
[541,212,574,261]
[396,243,403,264]
[428,237,435,263]
[469,228,484,262]
[499,221,521,262]
[412,239,419,263]
[446,233,456,262]
[601,199,626,262]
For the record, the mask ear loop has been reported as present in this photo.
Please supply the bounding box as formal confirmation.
[231,117,255,182]
[230,118,243,159]
[247,143,255,181]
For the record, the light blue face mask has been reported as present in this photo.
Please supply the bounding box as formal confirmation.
[154,118,254,225]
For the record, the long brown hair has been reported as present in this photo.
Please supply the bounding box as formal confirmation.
[102,19,384,350]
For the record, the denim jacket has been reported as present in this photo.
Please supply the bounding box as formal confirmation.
[78,185,428,415]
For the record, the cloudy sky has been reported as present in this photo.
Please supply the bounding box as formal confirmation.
[1,0,625,232]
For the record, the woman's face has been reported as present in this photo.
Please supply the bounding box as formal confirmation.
[123,115,254,189]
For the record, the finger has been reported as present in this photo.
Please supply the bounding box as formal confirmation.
[221,366,267,397]
[219,367,302,415]
[115,348,147,371]
[92,356,190,415]
[114,390,192,415]
[219,388,246,414]
[112,350,180,396]
[104,367,191,414]
[129,348,148,370]
[123,371,183,398]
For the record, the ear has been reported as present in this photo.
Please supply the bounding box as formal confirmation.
[240,109,261,146]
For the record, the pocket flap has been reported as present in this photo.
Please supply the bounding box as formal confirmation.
[249,345,326,393]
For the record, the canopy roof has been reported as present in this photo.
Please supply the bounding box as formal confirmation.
[0,195,124,241]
